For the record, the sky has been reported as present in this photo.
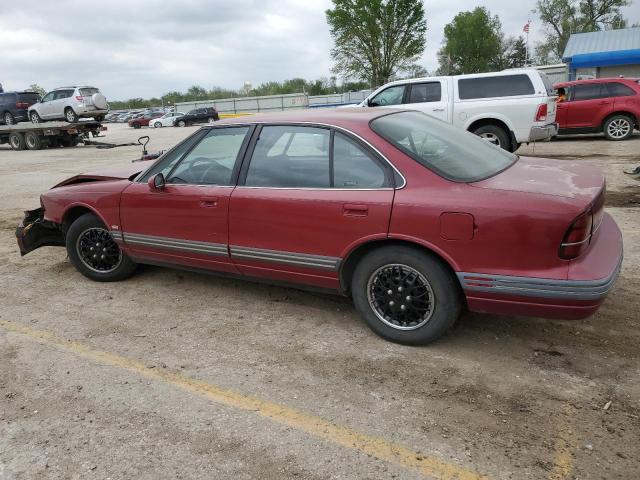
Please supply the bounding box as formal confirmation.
[1,0,638,100]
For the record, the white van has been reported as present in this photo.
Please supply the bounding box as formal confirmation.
[355,70,558,152]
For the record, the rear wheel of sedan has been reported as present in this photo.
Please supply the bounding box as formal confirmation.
[472,124,511,151]
[66,213,137,282]
[4,112,15,125]
[351,246,462,345]
[603,114,634,141]
[65,108,79,123]
[30,111,41,124]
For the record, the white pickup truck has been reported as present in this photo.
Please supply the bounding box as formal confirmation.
[355,69,559,152]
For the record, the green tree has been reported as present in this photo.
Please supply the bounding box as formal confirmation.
[495,36,529,70]
[326,0,427,87]
[536,0,629,62]
[29,84,47,97]
[437,7,503,75]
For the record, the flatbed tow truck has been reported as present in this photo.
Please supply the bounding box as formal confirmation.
[0,120,105,151]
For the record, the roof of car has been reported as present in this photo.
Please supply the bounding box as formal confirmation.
[213,107,402,128]
[554,77,640,87]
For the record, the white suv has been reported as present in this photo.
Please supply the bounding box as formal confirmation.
[356,69,558,152]
[29,86,109,124]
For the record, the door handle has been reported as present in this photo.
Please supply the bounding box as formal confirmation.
[343,204,368,217]
[199,196,219,208]
[432,108,445,112]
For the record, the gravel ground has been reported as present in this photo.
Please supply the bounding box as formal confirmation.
[0,122,639,480]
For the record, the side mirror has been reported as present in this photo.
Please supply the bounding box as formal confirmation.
[148,173,165,191]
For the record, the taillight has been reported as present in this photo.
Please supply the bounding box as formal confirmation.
[535,103,548,122]
[15,102,30,109]
[75,95,84,102]
[559,188,605,259]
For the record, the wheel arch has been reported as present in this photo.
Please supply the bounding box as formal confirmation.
[338,237,462,295]
[602,111,638,129]
[61,204,109,236]
[466,117,517,150]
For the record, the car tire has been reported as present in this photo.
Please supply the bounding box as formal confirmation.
[132,122,141,129]
[66,213,137,282]
[603,114,634,141]
[30,111,42,124]
[207,117,215,123]
[24,131,43,150]
[177,120,186,127]
[472,124,511,151]
[351,246,462,345]
[65,108,79,123]
[94,115,105,122]
[8,132,26,150]
[153,121,162,128]
[3,112,15,125]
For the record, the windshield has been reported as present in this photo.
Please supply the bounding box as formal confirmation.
[370,111,518,182]
[79,87,99,96]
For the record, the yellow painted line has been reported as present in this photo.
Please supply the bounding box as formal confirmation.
[0,318,489,480]
[548,405,576,480]
[219,113,253,118]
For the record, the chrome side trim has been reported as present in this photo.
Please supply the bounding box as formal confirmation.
[230,245,340,271]
[109,231,123,242]
[457,256,622,301]
[122,232,228,257]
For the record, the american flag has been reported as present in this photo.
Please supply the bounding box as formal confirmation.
[523,22,530,33]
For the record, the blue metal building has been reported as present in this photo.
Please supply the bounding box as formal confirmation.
[563,27,640,80]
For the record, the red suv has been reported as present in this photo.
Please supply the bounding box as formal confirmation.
[554,78,640,140]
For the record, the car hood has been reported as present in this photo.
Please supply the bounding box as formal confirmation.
[471,156,604,203]
[53,163,144,188]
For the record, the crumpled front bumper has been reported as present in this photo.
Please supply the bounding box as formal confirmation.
[15,208,64,256]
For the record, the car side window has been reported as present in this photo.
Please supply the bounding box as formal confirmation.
[42,92,55,102]
[245,126,331,188]
[571,83,607,101]
[138,130,208,182]
[333,132,388,188]
[167,126,250,185]
[607,82,636,97]
[407,82,441,104]
[369,85,405,107]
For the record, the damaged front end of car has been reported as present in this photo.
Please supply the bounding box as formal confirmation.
[15,208,64,256]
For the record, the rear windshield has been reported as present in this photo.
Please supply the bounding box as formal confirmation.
[79,87,99,96]
[17,92,40,103]
[538,72,555,96]
[458,74,535,100]
[370,111,517,182]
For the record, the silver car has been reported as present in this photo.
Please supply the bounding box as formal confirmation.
[28,86,109,123]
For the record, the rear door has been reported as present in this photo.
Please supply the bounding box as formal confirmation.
[403,81,449,122]
[608,81,639,111]
[228,124,396,290]
[565,83,612,129]
[119,126,251,273]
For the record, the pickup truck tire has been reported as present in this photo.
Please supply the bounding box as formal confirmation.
[8,132,26,150]
[30,112,42,124]
[472,125,511,151]
[3,112,15,125]
[24,131,43,150]
[603,114,634,141]
[66,213,137,282]
[65,108,79,123]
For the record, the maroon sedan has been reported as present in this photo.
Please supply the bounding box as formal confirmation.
[16,109,623,345]
[128,111,164,129]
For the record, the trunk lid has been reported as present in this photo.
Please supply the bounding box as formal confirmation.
[471,156,604,203]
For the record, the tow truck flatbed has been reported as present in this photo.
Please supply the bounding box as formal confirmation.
[0,121,105,150]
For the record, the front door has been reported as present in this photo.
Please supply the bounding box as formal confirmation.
[228,125,395,290]
[38,91,56,119]
[119,125,252,273]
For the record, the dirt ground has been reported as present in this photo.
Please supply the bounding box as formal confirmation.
[0,122,639,480]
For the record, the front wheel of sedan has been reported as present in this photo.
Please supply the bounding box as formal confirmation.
[351,246,462,345]
[66,213,137,282]
[30,111,42,124]
[603,115,634,141]
[153,121,162,128]
[177,120,186,127]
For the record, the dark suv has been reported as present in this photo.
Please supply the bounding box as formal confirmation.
[554,78,640,140]
[0,91,41,125]
[175,107,219,127]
